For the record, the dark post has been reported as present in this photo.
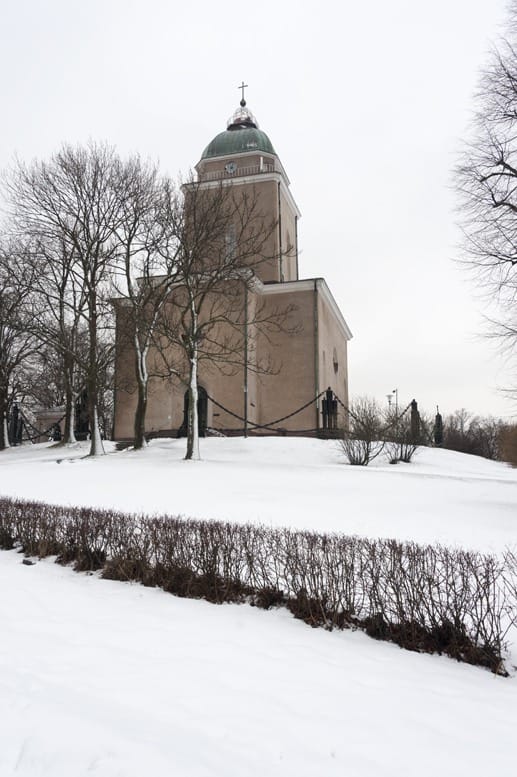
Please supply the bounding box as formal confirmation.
[410,399,420,443]
[331,395,338,429]
[434,406,444,447]
[8,402,19,446]
[322,387,337,430]
[15,414,23,444]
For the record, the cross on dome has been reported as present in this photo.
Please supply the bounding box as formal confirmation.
[227,81,258,130]
[238,80,248,106]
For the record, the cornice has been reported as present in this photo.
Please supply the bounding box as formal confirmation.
[257,277,352,340]
[193,172,301,219]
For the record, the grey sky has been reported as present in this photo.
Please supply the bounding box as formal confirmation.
[0,0,512,418]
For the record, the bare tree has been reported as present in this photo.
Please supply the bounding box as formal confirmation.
[13,237,88,444]
[0,243,39,450]
[4,149,292,456]
[455,4,517,384]
[111,166,181,450]
[4,142,128,455]
[441,408,504,459]
[383,411,419,464]
[155,178,283,460]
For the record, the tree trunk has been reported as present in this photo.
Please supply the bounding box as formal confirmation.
[134,388,147,450]
[133,342,148,450]
[0,388,9,451]
[89,404,104,456]
[87,300,105,456]
[62,354,77,444]
[63,393,76,445]
[185,345,200,460]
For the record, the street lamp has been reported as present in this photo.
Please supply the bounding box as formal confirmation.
[392,388,398,415]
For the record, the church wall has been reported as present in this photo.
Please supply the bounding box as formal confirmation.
[113,343,179,440]
[183,177,280,284]
[253,288,318,432]
[278,186,298,282]
[317,289,350,425]
[196,284,261,431]
[113,304,138,440]
[113,296,194,439]
[193,168,299,285]
[113,285,263,439]
[198,364,249,431]
[113,282,350,439]
[247,178,282,284]
[230,177,298,285]
[243,291,260,427]
[145,371,182,433]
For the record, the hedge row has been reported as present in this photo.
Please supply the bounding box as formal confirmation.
[0,496,515,674]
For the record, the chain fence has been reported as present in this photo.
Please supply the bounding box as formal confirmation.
[6,389,414,444]
[8,409,66,445]
[206,390,327,433]
[205,389,413,438]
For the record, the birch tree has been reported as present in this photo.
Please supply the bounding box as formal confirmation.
[156,179,284,460]
[111,165,181,449]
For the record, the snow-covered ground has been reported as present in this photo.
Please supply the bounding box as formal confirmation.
[1,550,516,777]
[1,437,517,551]
[1,438,517,776]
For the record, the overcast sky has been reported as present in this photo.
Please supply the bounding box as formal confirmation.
[0,0,513,418]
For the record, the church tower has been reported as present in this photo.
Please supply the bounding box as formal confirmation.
[113,90,352,441]
[195,89,300,284]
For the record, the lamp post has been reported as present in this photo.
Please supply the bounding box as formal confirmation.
[393,388,398,416]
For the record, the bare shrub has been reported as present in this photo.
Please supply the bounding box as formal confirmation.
[0,494,515,673]
[502,548,517,637]
[382,399,425,464]
[384,412,419,464]
[340,396,384,466]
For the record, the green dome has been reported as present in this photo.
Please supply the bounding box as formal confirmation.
[201,102,276,160]
[201,127,275,159]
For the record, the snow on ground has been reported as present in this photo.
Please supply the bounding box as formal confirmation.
[1,437,517,552]
[2,438,517,776]
[1,549,516,777]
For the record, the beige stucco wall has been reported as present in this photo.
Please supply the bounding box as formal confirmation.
[316,283,349,427]
[113,279,350,439]
[194,152,299,285]
[278,185,298,282]
[252,287,316,431]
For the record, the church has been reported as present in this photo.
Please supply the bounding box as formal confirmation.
[113,93,352,439]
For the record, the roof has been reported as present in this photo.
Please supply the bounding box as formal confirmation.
[201,127,276,159]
